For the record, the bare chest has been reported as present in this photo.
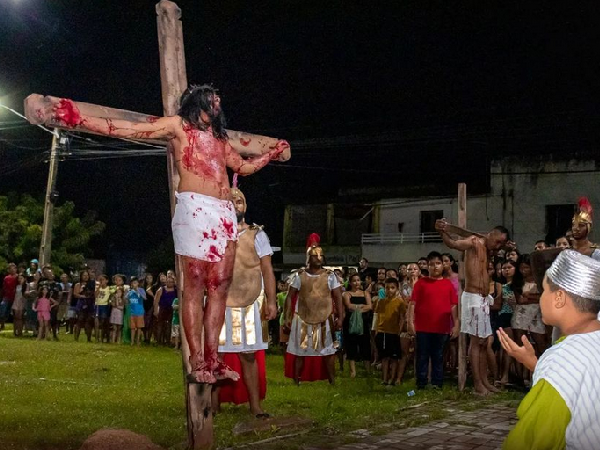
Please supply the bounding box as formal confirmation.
[177,129,227,179]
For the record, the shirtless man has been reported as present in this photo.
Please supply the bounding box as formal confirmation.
[435,219,509,395]
[51,85,289,383]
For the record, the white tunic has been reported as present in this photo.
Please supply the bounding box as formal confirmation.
[533,330,600,450]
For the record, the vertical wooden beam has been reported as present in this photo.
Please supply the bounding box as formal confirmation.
[156,2,213,449]
[457,183,467,391]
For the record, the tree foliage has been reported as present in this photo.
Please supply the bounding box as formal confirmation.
[0,193,105,274]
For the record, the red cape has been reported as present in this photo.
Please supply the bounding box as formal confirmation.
[218,350,267,405]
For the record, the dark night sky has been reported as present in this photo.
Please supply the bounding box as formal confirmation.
[1,0,600,257]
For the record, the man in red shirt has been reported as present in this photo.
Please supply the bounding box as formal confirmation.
[0,263,18,331]
[408,251,459,389]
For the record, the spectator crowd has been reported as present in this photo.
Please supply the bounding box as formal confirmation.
[0,232,579,391]
[0,259,181,348]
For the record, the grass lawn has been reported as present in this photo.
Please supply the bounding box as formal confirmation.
[0,327,523,450]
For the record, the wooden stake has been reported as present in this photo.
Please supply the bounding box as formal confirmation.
[457,183,467,392]
[155,2,212,449]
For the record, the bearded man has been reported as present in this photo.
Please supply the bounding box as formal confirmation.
[212,187,277,418]
[51,85,289,383]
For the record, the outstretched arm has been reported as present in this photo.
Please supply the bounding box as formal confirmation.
[225,140,289,175]
[52,98,178,140]
[436,218,478,251]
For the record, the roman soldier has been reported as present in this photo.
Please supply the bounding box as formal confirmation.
[212,186,277,418]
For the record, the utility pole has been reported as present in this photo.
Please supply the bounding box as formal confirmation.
[39,130,61,267]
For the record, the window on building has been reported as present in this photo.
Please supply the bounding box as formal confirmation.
[420,210,444,240]
[546,204,576,243]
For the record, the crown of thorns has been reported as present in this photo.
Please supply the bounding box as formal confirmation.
[186,84,218,96]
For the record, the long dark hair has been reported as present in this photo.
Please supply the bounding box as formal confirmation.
[502,260,524,296]
[178,84,228,140]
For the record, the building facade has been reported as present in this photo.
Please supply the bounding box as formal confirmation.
[362,155,599,265]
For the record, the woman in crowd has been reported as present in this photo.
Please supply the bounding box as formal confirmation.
[497,260,520,386]
[73,270,95,342]
[401,263,420,301]
[555,236,570,249]
[142,273,156,343]
[397,264,408,284]
[506,249,520,263]
[511,254,546,387]
[154,275,177,345]
[11,273,28,336]
[342,273,372,377]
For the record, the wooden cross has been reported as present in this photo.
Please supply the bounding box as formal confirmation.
[24,2,288,448]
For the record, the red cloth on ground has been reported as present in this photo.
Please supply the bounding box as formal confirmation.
[411,277,458,334]
[218,350,267,405]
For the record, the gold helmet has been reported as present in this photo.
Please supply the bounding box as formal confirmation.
[573,197,593,231]
[231,187,247,212]
[305,233,322,266]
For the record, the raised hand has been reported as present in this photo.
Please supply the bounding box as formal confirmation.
[497,327,538,372]
[52,98,83,127]
[435,218,449,233]
[270,140,290,162]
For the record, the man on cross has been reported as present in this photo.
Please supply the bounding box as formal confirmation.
[50,85,289,383]
[435,219,509,396]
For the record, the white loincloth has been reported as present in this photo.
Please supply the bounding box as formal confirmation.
[460,291,493,338]
[218,291,269,353]
[171,191,238,262]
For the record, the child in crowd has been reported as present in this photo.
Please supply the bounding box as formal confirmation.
[25,272,40,336]
[110,287,125,343]
[11,274,28,337]
[374,277,406,385]
[500,250,600,449]
[171,297,180,349]
[34,285,56,341]
[58,273,71,327]
[126,277,145,346]
[94,275,111,343]
[408,252,459,389]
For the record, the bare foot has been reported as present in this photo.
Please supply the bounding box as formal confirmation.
[350,371,356,378]
[484,382,501,393]
[187,369,217,384]
[213,361,240,381]
[473,384,490,397]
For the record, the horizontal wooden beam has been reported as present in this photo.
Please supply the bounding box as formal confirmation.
[24,94,290,160]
